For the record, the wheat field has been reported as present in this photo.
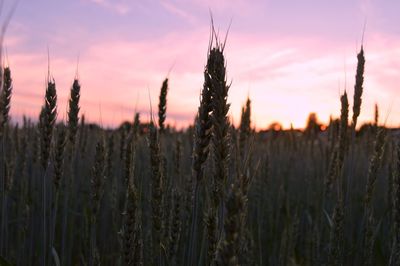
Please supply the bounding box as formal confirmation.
[0,29,399,266]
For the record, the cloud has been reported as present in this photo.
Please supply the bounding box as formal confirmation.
[6,24,400,129]
[160,1,197,24]
[88,0,131,15]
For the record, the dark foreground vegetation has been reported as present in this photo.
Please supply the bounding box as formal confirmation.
[0,31,399,266]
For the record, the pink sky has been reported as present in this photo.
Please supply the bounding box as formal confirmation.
[3,0,400,129]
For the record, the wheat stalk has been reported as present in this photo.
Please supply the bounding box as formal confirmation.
[351,46,365,131]
[67,79,80,146]
[158,78,168,133]
[149,122,163,264]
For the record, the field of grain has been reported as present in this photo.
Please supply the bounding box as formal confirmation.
[0,31,399,266]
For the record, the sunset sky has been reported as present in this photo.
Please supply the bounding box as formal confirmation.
[3,0,400,129]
